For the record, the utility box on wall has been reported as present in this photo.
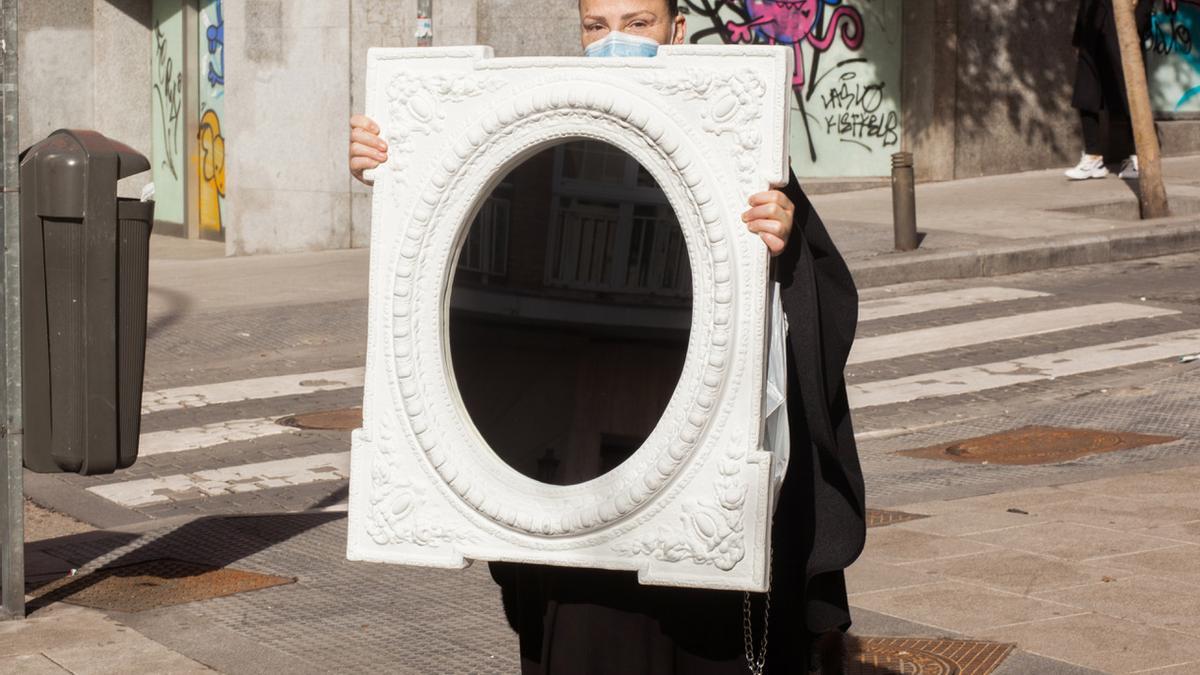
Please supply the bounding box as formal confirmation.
[20,130,154,476]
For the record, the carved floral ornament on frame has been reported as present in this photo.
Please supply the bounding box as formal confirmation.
[346,45,793,592]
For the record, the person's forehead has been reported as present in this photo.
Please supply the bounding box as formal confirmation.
[580,0,669,16]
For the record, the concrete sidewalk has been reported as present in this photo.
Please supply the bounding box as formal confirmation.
[850,466,1200,674]
[2,503,214,673]
[812,155,1200,287]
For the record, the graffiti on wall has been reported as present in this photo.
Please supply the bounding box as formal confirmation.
[151,0,185,228]
[198,109,225,234]
[1147,0,1200,112]
[198,0,226,239]
[153,21,183,181]
[682,0,902,177]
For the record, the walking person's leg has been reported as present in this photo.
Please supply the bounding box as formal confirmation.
[1066,110,1109,180]
[1111,114,1140,179]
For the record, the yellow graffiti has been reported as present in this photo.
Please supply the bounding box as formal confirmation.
[198,108,225,236]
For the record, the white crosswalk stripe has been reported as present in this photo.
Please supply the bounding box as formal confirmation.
[850,329,1200,409]
[858,287,1049,322]
[88,452,351,508]
[849,303,1177,365]
[142,367,364,414]
[138,418,298,458]
[92,286,1197,512]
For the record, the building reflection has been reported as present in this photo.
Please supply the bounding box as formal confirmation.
[448,141,693,486]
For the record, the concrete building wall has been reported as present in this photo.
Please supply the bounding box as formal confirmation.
[224,1,352,255]
[94,0,153,197]
[950,0,1081,179]
[901,0,957,183]
[20,0,152,198]
[351,0,420,250]
[477,0,580,58]
[19,0,94,151]
[906,0,1200,181]
[18,1,1200,256]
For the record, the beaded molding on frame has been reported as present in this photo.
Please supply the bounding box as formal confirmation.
[347,45,792,592]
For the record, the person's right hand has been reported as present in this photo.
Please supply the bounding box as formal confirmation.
[350,114,388,186]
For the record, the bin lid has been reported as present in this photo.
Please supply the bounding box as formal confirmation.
[20,129,151,179]
[20,129,151,218]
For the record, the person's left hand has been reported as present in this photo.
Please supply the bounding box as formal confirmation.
[743,189,794,257]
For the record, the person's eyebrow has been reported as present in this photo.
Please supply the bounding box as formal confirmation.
[582,14,609,23]
[620,11,657,21]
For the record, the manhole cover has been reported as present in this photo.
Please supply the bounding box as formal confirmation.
[867,509,930,528]
[29,559,295,613]
[278,407,362,431]
[896,426,1176,466]
[849,637,1014,675]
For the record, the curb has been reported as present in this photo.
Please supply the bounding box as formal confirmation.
[847,219,1200,288]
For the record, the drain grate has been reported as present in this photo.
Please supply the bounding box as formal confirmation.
[867,509,930,528]
[849,637,1014,674]
[29,558,295,613]
[896,426,1177,466]
[278,407,362,431]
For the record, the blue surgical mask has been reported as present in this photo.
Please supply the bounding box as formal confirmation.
[584,31,663,58]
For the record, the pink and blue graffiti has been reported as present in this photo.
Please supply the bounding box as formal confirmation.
[723,0,864,87]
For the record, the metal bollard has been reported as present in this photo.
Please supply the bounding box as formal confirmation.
[892,152,918,252]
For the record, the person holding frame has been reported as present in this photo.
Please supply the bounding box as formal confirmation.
[348,2,866,672]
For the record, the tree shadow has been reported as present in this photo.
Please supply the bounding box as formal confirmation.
[948,2,1080,171]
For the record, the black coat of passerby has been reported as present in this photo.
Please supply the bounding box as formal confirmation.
[491,169,867,674]
[1067,0,1156,178]
[1072,0,1154,116]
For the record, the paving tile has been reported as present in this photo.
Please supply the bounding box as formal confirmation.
[1059,471,1200,501]
[0,605,115,657]
[899,549,1133,595]
[895,487,1078,516]
[849,580,1081,634]
[0,654,71,674]
[845,558,944,596]
[1129,662,1200,674]
[1087,544,1200,588]
[861,527,1000,564]
[42,643,214,675]
[1166,465,1200,480]
[1029,494,1200,531]
[888,508,1045,537]
[962,521,1181,562]
[1035,575,1200,638]
[0,604,212,673]
[1141,520,1200,545]
[979,613,1200,674]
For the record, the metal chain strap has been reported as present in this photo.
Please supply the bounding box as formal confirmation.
[742,552,773,675]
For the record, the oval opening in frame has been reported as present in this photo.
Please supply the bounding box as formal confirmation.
[448,140,693,487]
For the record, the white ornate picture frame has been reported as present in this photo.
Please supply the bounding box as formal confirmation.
[347,45,793,592]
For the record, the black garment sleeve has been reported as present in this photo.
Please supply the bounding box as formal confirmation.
[1073,0,1091,48]
[773,169,868,634]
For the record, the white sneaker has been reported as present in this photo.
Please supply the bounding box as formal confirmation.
[1119,155,1139,180]
[1065,153,1109,180]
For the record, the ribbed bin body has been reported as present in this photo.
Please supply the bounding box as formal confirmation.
[20,130,154,476]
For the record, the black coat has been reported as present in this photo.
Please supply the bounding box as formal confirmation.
[490,170,867,674]
[1072,0,1154,115]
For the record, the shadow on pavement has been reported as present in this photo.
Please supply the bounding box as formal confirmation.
[22,510,344,615]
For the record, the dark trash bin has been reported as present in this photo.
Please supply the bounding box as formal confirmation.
[19,129,154,475]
